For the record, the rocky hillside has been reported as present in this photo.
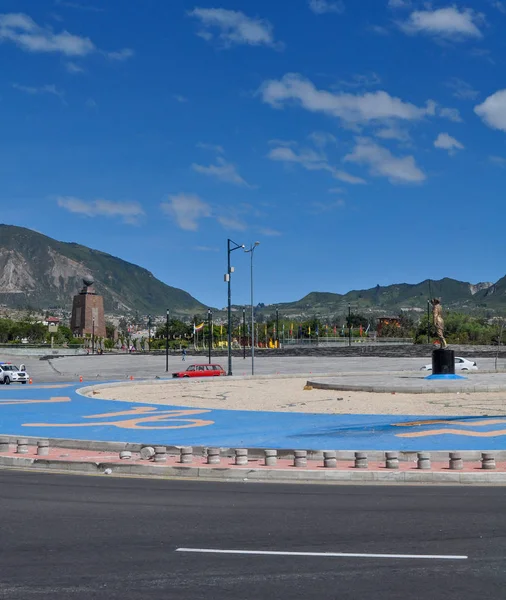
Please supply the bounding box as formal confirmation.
[0,225,207,315]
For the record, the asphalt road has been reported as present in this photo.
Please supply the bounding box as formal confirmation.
[0,471,505,599]
[2,353,500,383]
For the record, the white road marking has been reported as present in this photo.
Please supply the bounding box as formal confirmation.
[176,548,468,560]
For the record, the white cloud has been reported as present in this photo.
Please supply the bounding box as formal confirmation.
[434,132,464,154]
[217,215,247,231]
[475,90,506,132]
[0,12,132,61]
[308,0,345,15]
[192,157,251,187]
[161,193,211,231]
[55,1,103,12]
[491,1,506,14]
[344,137,425,183]
[86,97,98,109]
[267,144,366,184]
[173,94,188,103]
[369,25,390,35]
[258,227,282,236]
[445,77,479,100]
[489,155,506,167]
[328,186,345,194]
[337,72,381,88]
[310,199,346,213]
[0,12,95,56]
[188,8,281,49]
[260,73,434,125]
[65,61,84,73]
[12,82,65,102]
[307,131,337,148]
[438,106,462,122]
[399,7,484,40]
[375,125,411,142]
[105,48,134,61]
[196,142,225,154]
[57,196,144,224]
[388,0,411,8]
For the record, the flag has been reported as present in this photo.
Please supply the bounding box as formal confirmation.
[220,325,223,335]
[308,326,311,335]
[341,324,345,335]
[290,323,293,336]
[359,324,363,337]
[264,324,267,338]
[365,323,370,334]
[333,325,337,335]
[194,322,204,332]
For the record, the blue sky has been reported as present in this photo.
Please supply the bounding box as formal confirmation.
[2,0,506,310]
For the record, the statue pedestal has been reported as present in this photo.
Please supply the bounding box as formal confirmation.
[432,348,455,375]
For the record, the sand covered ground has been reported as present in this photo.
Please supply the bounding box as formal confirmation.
[90,377,506,416]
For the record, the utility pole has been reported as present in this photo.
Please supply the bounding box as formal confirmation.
[276,307,279,349]
[208,308,212,365]
[243,307,246,360]
[225,239,245,376]
[165,308,169,372]
[348,304,352,348]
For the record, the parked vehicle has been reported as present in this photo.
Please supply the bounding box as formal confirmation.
[0,363,29,385]
[172,364,226,378]
[421,357,477,371]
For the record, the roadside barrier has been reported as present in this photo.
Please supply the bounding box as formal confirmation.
[235,448,248,466]
[294,450,307,468]
[481,453,496,470]
[16,439,29,454]
[180,446,193,464]
[417,452,431,470]
[0,437,9,453]
[37,440,49,456]
[323,451,337,468]
[354,452,368,469]
[207,448,221,465]
[154,446,167,462]
[385,452,399,469]
[264,449,277,466]
[449,452,463,471]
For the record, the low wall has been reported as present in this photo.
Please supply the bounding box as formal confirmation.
[0,346,86,357]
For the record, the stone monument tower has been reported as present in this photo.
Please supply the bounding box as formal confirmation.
[70,279,106,338]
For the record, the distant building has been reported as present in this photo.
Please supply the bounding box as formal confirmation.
[70,279,106,338]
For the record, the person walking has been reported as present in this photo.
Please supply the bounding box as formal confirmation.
[182,348,187,361]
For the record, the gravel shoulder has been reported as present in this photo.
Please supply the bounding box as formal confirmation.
[90,377,506,416]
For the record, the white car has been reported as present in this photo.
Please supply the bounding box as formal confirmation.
[0,363,29,385]
[421,357,477,371]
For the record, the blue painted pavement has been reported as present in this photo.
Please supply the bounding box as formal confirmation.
[1,383,506,450]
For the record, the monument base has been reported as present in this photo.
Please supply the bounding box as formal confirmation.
[425,373,467,380]
[432,348,455,375]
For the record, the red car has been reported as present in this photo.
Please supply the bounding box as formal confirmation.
[172,364,226,378]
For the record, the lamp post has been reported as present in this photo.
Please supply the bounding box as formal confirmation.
[225,239,245,376]
[208,308,212,365]
[92,318,95,355]
[427,300,431,344]
[243,307,246,360]
[276,307,279,349]
[165,308,170,372]
[147,314,152,352]
[348,304,352,348]
[245,242,260,375]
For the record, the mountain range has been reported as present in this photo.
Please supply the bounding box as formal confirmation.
[0,225,206,315]
[1,224,505,318]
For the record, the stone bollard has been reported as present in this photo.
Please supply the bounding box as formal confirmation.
[154,446,167,463]
[16,438,29,454]
[481,453,496,470]
[385,452,399,469]
[0,437,10,453]
[417,452,431,470]
[140,446,155,460]
[264,449,277,467]
[180,446,193,464]
[235,448,248,466]
[119,451,132,460]
[293,450,307,468]
[354,452,368,469]
[449,452,463,471]
[37,440,49,456]
[207,448,221,465]
[323,451,337,468]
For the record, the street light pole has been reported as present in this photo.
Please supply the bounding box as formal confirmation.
[245,242,260,375]
[348,304,352,348]
[225,239,245,376]
[243,307,246,360]
[148,314,152,352]
[208,308,212,365]
[276,307,279,349]
[165,308,170,372]
[92,318,95,355]
[427,300,431,344]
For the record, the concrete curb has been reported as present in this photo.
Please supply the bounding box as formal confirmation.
[1,455,505,484]
[3,434,506,462]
